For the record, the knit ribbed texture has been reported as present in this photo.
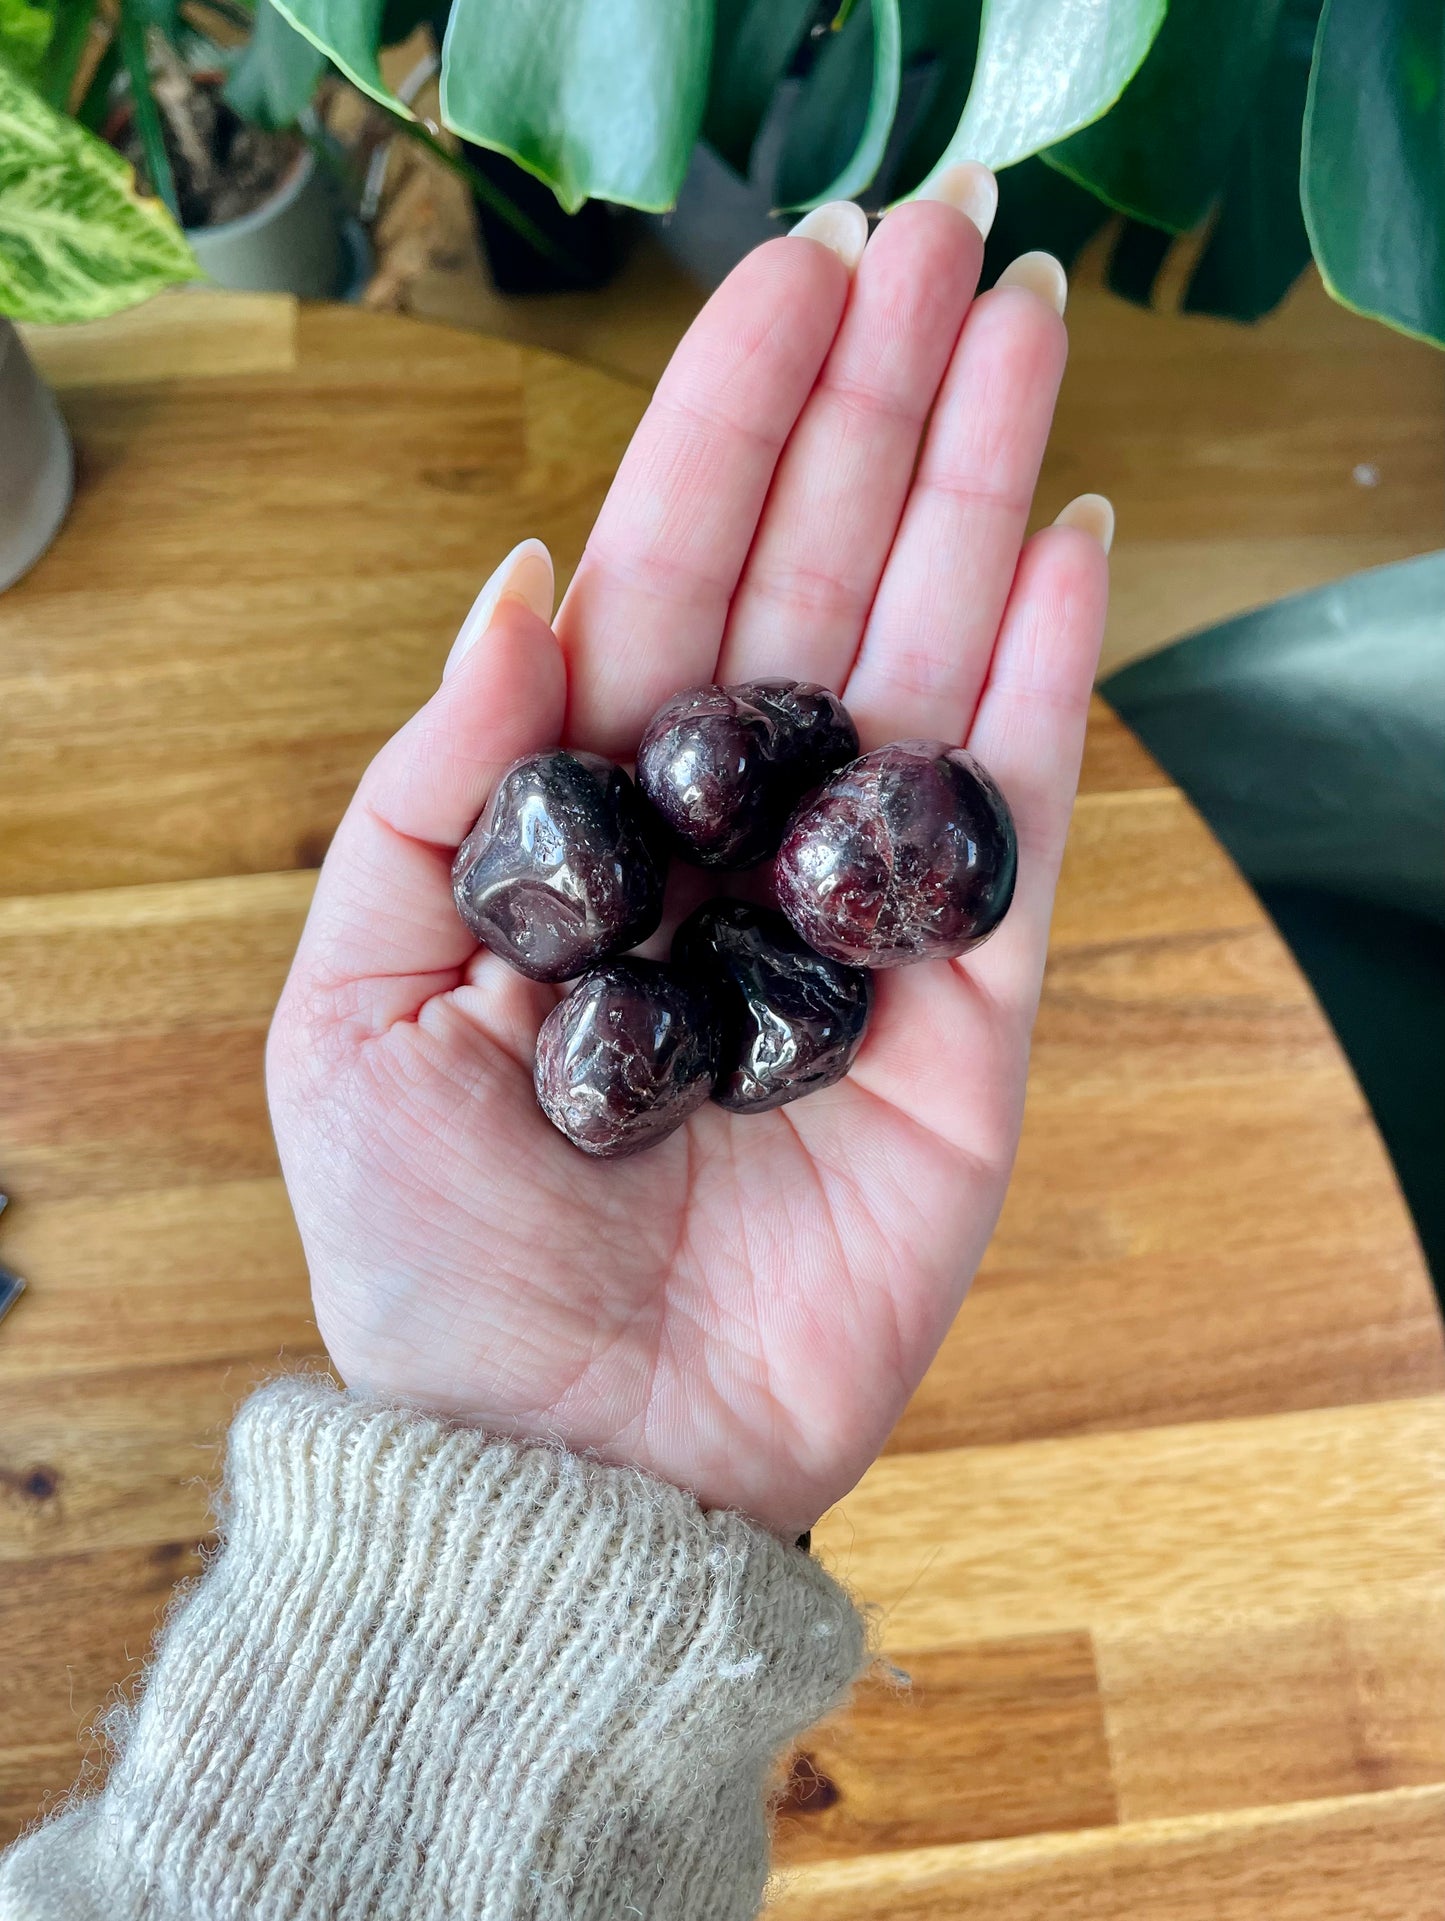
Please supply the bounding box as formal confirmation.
[0,1379,868,1921]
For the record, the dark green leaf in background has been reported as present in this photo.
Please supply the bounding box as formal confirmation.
[38,0,98,112]
[705,0,817,176]
[74,28,117,130]
[776,0,901,209]
[130,0,183,32]
[1104,213,1169,302]
[380,0,441,40]
[1048,0,1286,230]
[225,0,326,130]
[440,0,712,212]
[116,3,179,218]
[889,0,982,197]
[1303,0,1445,345]
[1182,0,1318,322]
[979,151,1110,284]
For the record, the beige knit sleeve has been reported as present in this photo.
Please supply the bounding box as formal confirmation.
[0,1377,869,1921]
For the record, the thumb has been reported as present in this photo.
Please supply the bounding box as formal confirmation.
[285,542,567,1028]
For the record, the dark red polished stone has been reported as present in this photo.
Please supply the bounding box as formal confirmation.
[452,750,666,982]
[636,679,858,868]
[774,741,1017,967]
[673,900,872,1112]
[533,961,718,1156]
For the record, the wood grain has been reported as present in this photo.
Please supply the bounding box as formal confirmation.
[0,311,645,899]
[392,230,1445,675]
[1,296,1442,1915]
[774,1638,1117,1863]
[766,1786,1445,1919]
[22,289,297,387]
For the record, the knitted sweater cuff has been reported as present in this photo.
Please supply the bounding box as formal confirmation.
[0,1377,868,1921]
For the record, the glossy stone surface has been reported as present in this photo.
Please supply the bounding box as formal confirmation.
[636,678,859,869]
[452,750,665,982]
[775,741,1017,967]
[674,900,872,1112]
[534,961,718,1157]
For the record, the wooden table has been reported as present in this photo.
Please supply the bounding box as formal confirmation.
[2,295,1444,1916]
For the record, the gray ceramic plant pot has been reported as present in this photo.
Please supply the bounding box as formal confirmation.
[0,320,74,593]
[187,146,346,298]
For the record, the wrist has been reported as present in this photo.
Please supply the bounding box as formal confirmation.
[46,1377,867,1920]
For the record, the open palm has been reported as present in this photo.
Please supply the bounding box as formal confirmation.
[267,192,1109,1538]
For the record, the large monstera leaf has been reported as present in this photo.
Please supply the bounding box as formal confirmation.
[277,0,713,212]
[1302,0,1445,344]
[277,0,1165,215]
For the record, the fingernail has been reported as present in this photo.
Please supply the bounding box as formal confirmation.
[996,250,1068,315]
[788,200,869,271]
[1054,493,1115,554]
[916,162,997,238]
[444,538,554,680]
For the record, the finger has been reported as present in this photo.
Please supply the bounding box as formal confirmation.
[288,594,566,1027]
[843,256,1069,747]
[556,212,864,757]
[845,504,1109,1162]
[717,179,992,690]
[961,504,1112,1018]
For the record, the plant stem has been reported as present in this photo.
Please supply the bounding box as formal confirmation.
[75,33,119,130]
[186,0,255,32]
[381,111,589,280]
[39,0,100,112]
[116,8,181,220]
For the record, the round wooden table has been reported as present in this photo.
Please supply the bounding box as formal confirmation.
[2,296,1443,1915]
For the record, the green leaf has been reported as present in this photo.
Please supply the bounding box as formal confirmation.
[890,0,984,197]
[439,0,712,213]
[704,0,816,175]
[0,52,198,323]
[73,28,116,129]
[776,0,901,210]
[1047,0,1287,230]
[381,0,441,38]
[116,6,179,220]
[0,0,53,83]
[38,0,98,112]
[224,0,326,129]
[909,0,1166,190]
[1103,213,1169,302]
[129,0,182,34]
[1182,0,1317,322]
[1302,0,1445,346]
[269,0,404,114]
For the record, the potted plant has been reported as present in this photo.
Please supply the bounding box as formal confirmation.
[0,46,196,589]
[269,0,1445,346]
[14,0,355,298]
[99,0,597,297]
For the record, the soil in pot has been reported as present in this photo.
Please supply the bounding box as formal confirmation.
[109,46,299,230]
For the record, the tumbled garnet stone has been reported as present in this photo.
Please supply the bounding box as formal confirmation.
[452,750,665,982]
[636,679,858,868]
[775,741,1017,967]
[674,900,872,1112]
[534,960,718,1157]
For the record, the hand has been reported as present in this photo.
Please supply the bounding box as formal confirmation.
[267,182,1110,1538]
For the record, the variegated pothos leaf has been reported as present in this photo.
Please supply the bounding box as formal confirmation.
[0,52,198,325]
